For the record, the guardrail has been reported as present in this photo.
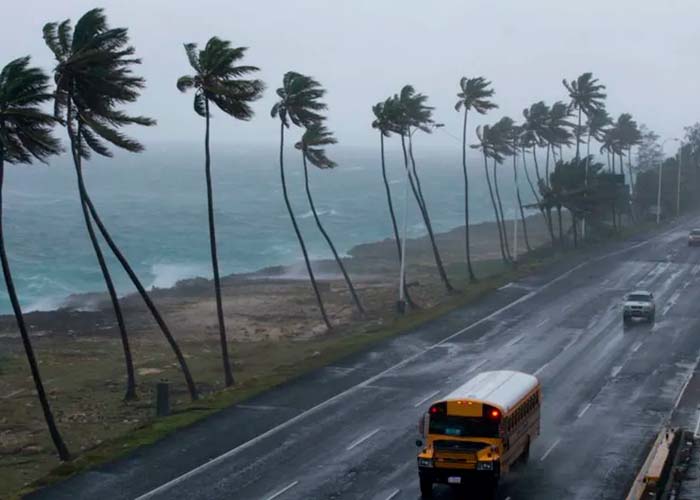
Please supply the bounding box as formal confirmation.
[625,427,681,500]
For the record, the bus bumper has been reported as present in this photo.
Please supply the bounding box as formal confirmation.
[418,464,500,486]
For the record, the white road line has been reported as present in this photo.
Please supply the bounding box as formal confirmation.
[264,481,299,500]
[539,438,561,462]
[611,366,622,378]
[469,359,489,373]
[535,318,548,328]
[505,334,525,348]
[347,428,381,450]
[133,226,680,500]
[631,341,642,353]
[534,361,550,377]
[414,390,441,408]
[577,403,592,419]
[498,282,514,291]
[693,409,700,438]
[384,489,400,500]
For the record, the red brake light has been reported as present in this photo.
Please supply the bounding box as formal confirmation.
[489,409,501,419]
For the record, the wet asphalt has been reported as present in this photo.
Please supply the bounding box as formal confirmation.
[29,215,700,500]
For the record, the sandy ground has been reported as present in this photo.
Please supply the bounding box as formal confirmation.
[0,214,554,494]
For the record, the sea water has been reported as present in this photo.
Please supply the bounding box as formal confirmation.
[0,142,533,314]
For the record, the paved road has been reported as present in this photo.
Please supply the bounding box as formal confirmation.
[31,216,700,500]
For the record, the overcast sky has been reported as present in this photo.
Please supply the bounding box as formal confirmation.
[2,0,698,152]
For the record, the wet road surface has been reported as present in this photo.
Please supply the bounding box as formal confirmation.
[31,217,700,500]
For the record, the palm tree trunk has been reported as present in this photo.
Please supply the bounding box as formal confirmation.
[302,152,365,315]
[460,110,477,281]
[379,133,416,307]
[402,133,455,293]
[492,160,512,260]
[513,153,531,252]
[545,143,552,187]
[523,147,554,244]
[483,153,508,264]
[576,107,582,159]
[71,103,198,402]
[583,132,592,240]
[279,122,332,329]
[532,147,543,186]
[0,146,70,461]
[203,99,233,387]
[557,205,564,244]
[68,103,136,402]
[83,195,199,401]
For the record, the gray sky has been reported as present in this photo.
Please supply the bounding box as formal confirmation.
[2,0,698,152]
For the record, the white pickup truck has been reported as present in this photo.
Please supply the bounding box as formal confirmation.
[623,291,655,325]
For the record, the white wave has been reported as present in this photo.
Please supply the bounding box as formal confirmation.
[24,295,66,312]
[149,262,210,289]
[299,209,339,219]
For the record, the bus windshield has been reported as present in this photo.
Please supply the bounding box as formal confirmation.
[429,414,499,438]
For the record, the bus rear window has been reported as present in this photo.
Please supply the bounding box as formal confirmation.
[429,414,499,438]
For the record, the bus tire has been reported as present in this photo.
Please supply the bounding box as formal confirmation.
[419,477,433,498]
[520,438,531,464]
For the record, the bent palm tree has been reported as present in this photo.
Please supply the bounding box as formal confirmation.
[271,71,331,329]
[371,98,416,308]
[473,123,511,264]
[563,72,606,158]
[295,123,364,315]
[455,77,498,281]
[0,56,69,460]
[44,8,198,400]
[396,85,455,292]
[177,37,264,387]
[506,123,531,252]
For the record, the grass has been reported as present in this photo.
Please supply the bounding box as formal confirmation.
[1,220,662,499]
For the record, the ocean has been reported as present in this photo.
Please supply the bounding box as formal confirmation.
[0,142,534,314]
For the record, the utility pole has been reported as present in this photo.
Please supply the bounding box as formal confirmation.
[676,141,683,217]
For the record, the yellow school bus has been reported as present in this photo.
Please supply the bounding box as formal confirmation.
[416,370,541,497]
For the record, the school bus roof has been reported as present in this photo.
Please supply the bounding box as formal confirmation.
[441,370,539,413]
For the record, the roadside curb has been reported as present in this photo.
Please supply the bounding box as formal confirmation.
[625,427,681,500]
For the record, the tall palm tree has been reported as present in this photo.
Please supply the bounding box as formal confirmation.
[491,117,516,260]
[371,98,416,308]
[271,71,331,329]
[396,85,455,292]
[44,8,198,400]
[473,122,512,264]
[177,37,264,387]
[544,101,574,183]
[505,123,531,252]
[0,56,70,461]
[455,77,498,281]
[581,107,612,239]
[563,72,606,158]
[615,113,642,192]
[295,122,365,315]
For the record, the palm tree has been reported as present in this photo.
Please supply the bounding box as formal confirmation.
[295,122,365,315]
[563,73,606,158]
[544,102,574,243]
[505,123,532,252]
[371,98,416,308]
[581,107,612,239]
[615,113,642,193]
[0,56,70,460]
[455,77,498,281]
[44,8,198,401]
[473,122,512,265]
[544,101,574,183]
[177,37,264,387]
[395,85,455,292]
[271,71,331,329]
[491,118,516,260]
[521,102,555,244]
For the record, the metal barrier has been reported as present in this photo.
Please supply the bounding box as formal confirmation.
[626,427,680,500]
